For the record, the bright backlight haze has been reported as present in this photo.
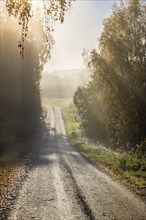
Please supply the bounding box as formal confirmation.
[43,0,115,73]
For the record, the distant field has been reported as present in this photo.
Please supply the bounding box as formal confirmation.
[41,97,73,108]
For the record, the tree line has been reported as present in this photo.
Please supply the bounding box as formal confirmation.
[0,0,72,155]
[41,70,83,98]
[0,11,47,155]
[74,0,146,151]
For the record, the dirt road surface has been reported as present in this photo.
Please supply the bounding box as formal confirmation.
[7,105,146,220]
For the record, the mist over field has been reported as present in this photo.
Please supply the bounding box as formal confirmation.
[0,1,146,219]
[41,69,88,98]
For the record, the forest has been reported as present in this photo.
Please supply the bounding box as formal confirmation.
[0,0,72,155]
[74,0,146,152]
[0,13,47,155]
[0,0,146,219]
[1,0,145,155]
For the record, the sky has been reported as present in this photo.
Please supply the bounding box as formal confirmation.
[43,0,116,73]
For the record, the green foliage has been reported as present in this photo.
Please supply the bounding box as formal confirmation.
[4,0,73,58]
[62,104,146,190]
[0,15,45,155]
[0,133,42,204]
[135,139,146,159]
[74,85,106,141]
[42,97,72,108]
[74,0,146,150]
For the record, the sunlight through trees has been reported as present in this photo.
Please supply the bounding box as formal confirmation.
[74,0,146,151]
[4,0,73,58]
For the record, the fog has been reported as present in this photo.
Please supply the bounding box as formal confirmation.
[40,69,89,98]
[0,6,47,154]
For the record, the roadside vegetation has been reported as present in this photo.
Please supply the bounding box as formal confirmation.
[42,97,72,108]
[41,97,146,191]
[1,0,146,205]
[0,8,47,203]
[0,133,42,204]
[0,0,72,205]
[62,103,146,191]
[71,0,146,190]
[74,0,146,152]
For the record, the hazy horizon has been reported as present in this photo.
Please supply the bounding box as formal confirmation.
[43,0,115,73]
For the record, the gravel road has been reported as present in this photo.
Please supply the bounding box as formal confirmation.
[7,105,146,220]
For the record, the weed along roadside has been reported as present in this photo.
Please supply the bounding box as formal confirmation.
[61,103,146,199]
[0,124,43,212]
[1,0,146,218]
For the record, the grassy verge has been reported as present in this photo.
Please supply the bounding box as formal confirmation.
[0,142,28,200]
[0,124,43,203]
[62,104,146,191]
[0,97,70,197]
[41,97,72,108]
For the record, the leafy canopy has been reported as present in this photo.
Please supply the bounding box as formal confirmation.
[4,0,73,58]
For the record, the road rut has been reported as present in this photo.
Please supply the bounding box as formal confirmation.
[7,105,146,220]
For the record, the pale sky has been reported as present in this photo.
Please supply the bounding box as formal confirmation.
[44,0,116,73]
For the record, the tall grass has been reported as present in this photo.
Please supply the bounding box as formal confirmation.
[62,104,146,190]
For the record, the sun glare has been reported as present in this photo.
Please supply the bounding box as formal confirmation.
[31,0,41,9]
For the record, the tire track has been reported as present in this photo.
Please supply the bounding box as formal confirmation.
[52,105,95,220]
[5,104,146,220]
[49,105,88,220]
[53,104,146,220]
[59,157,95,220]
